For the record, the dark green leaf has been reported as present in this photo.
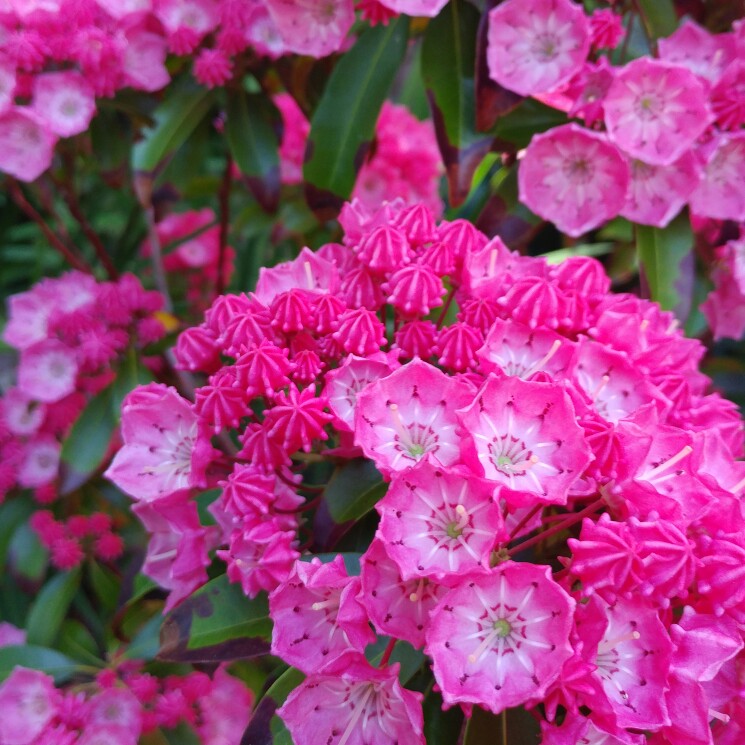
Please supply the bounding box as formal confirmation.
[60,383,116,482]
[424,689,464,744]
[57,619,102,665]
[324,459,387,524]
[304,17,409,217]
[26,568,82,647]
[463,704,541,745]
[125,612,162,661]
[241,667,305,745]
[159,575,271,661]
[0,498,35,576]
[636,212,694,314]
[132,81,214,175]
[225,90,281,212]
[163,723,202,745]
[88,561,120,614]
[492,98,568,149]
[8,520,48,584]
[636,0,678,40]
[422,0,493,207]
[0,644,81,683]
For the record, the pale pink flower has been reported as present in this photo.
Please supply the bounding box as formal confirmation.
[154,0,219,37]
[0,107,57,182]
[31,71,95,138]
[0,667,60,745]
[18,339,78,403]
[487,0,590,97]
[254,247,339,305]
[0,622,25,647]
[122,29,170,93]
[277,652,425,745]
[354,358,473,477]
[457,375,592,506]
[701,237,745,340]
[689,133,745,221]
[375,0,447,18]
[275,92,309,185]
[711,60,745,130]
[426,562,575,713]
[1,387,45,436]
[244,4,287,59]
[0,57,16,113]
[85,688,143,733]
[620,152,701,228]
[658,19,736,84]
[93,0,152,19]
[518,124,629,237]
[376,462,505,581]
[265,0,355,58]
[603,58,711,166]
[17,435,60,488]
[196,666,253,745]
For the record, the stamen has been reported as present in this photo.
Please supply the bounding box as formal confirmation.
[388,404,414,450]
[504,454,539,474]
[645,445,693,480]
[337,685,374,745]
[468,628,500,664]
[311,598,338,612]
[709,709,730,724]
[523,340,562,378]
[598,630,640,654]
[303,260,315,291]
[409,579,425,603]
[732,476,745,494]
[488,248,498,278]
[591,374,611,402]
[148,548,178,562]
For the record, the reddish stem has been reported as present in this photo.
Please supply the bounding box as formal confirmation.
[507,504,543,541]
[215,155,233,297]
[379,638,397,668]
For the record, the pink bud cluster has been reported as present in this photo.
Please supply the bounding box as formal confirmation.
[0,657,252,745]
[106,197,745,743]
[0,270,164,502]
[486,0,745,234]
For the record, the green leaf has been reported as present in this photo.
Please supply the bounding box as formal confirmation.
[8,520,48,584]
[463,703,541,745]
[132,81,214,175]
[492,98,568,149]
[26,568,81,647]
[304,17,409,217]
[159,575,271,662]
[636,0,678,41]
[225,90,281,212]
[0,499,34,576]
[636,212,694,313]
[125,612,162,661]
[0,644,81,683]
[60,383,116,481]
[241,666,305,745]
[112,348,154,415]
[422,0,494,206]
[88,561,120,614]
[324,459,387,524]
[424,689,464,744]
[57,620,102,665]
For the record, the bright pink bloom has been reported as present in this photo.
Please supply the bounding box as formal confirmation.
[394,319,438,360]
[427,562,575,713]
[265,0,354,58]
[255,247,339,305]
[174,325,222,373]
[155,0,219,38]
[689,133,745,221]
[263,384,332,453]
[193,48,233,88]
[360,538,446,648]
[86,688,143,733]
[487,0,590,96]
[458,375,591,506]
[31,71,95,138]
[269,556,375,674]
[76,726,138,745]
[1,387,45,436]
[385,261,444,318]
[196,666,253,745]
[589,8,625,51]
[234,340,294,399]
[356,225,413,276]
[275,92,309,185]
[436,322,483,372]
[194,369,249,434]
[331,308,387,356]
[518,124,629,237]
[104,384,208,502]
[658,19,736,84]
[355,358,473,477]
[17,339,78,403]
[604,58,711,166]
[621,152,701,227]
[0,107,57,182]
[375,0,446,17]
[277,652,425,745]
[0,667,60,745]
[701,237,745,340]
[377,462,505,580]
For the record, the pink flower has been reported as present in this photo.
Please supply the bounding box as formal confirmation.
[277,652,425,745]
[31,71,95,138]
[196,667,253,745]
[0,622,26,647]
[620,152,702,227]
[275,92,310,185]
[377,462,506,581]
[254,247,339,305]
[263,384,332,453]
[355,358,473,477]
[658,19,736,84]
[426,562,575,713]
[701,237,745,340]
[0,107,57,182]
[374,0,447,18]
[457,375,592,506]
[603,58,711,166]
[17,339,78,404]
[17,434,60,488]
[104,384,210,502]
[518,124,629,237]
[487,0,590,96]
[122,29,170,93]
[689,133,745,221]
[0,667,60,745]
[265,0,355,58]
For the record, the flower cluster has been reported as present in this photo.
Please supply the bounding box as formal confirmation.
[702,234,745,340]
[487,0,745,234]
[0,653,252,745]
[0,270,164,565]
[106,197,745,743]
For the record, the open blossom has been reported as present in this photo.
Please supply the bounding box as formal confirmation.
[689,132,745,222]
[518,124,629,237]
[487,0,590,96]
[0,107,57,182]
[30,70,96,138]
[0,667,60,745]
[427,562,575,713]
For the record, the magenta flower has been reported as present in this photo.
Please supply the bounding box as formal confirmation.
[603,58,711,166]
[518,124,629,237]
[689,132,745,221]
[375,0,447,18]
[427,562,575,713]
[17,339,78,404]
[277,652,425,745]
[377,463,505,581]
[487,0,590,96]
[31,70,96,138]
[355,358,473,477]
[458,375,591,506]
[0,667,60,745]
[0,108,58,182]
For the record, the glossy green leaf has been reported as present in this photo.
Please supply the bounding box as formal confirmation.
[0,644,81,683]
[636,212,694,313]
[8,520,48,584]
[492,98,568,149]
[0,499,34,575]
[424,689,464,744]
[57,619,102,665]
[159,575,271,662]
[304,17,409,217]
[60,383,116,479]
[636,0,677,40]
[125,613,162,661]
[26,568,81,647]
[324,458,387,524]
[463,704,540,745]
[132,82,214,174]
[88,561,120,614]
[225,90,281,212]
[422,0,492,207]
